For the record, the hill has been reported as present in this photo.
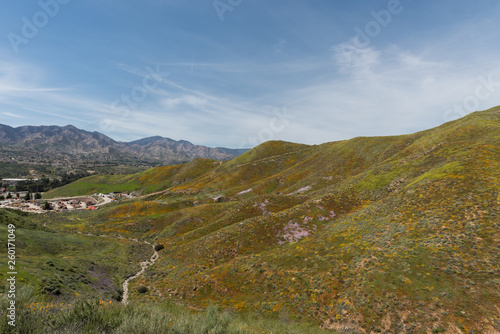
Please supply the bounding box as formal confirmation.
[43,158,220,198]
[0,209,326,334]
[0,209,151,301]
[7,106,500,333]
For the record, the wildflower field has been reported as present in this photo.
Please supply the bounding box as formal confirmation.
[2,107,500,333]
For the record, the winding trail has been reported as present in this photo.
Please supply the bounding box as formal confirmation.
[75,231,159,305]
[121,240,159,305]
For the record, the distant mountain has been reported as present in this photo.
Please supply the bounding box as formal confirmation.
[0,124,248,166]
[128,136,168,146]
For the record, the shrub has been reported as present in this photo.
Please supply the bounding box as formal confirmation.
[196,305,232,334]
[137,286,149,294]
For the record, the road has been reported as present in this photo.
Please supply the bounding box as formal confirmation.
[96,194,113,206]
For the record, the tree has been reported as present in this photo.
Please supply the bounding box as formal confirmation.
[35,193,42,200]
[6,193,12,199]
[43,201,52,211]
[24,192,31,201]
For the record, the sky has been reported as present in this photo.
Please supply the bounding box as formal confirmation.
[1,0,500,148]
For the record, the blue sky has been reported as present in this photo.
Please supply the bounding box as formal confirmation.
[1,0,500,148]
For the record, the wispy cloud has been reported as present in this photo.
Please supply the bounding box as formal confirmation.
[2,112,24,119]
[332,39,381,76]
[1,0,500,148]
[278,43,500,143]
[161,95,207,109]
[0,59,121,126]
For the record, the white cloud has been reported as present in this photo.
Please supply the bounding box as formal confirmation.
[1,40,500,148]
[270,43,500,144]
[2,112,24,118]
[161,95,207,109]
[332,39,381,76]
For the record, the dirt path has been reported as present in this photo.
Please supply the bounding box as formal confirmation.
[122,241,159,305]
[76,231,159,305]
[96,195,113,206]
[234,147,312,168]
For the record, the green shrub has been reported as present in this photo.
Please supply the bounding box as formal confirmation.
[197,305,232,334]
[137,286,149,294]
[56,300,122,333]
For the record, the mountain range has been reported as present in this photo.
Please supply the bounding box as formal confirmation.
[0,123,247,166]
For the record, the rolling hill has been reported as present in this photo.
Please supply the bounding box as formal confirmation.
[5,106,500,333]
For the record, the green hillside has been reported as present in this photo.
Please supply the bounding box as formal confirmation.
[0,209,152,302]
[5,107,500,333]
[43,158,219,199]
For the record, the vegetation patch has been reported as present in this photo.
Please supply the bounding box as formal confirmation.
[3,107,500,333]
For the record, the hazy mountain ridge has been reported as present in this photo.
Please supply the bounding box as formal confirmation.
[0,123,247,165]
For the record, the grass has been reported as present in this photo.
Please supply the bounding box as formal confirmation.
[405,161,465,187]
[0,286,333,334]
[3,106,500,333]
[43,158,219,199]
[0,209,152,302]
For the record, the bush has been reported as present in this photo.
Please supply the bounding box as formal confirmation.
[154,244,165,252]
[0,288,330,333]
[112,288,124,302]
[115,305,171,334]
[197,305,232,334]
[0,285,44,334]
[137,286,149,294]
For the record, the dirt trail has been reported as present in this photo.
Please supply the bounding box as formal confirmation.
[122,241,159,305]
[234,147,312,168]
[76,232,159,305]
